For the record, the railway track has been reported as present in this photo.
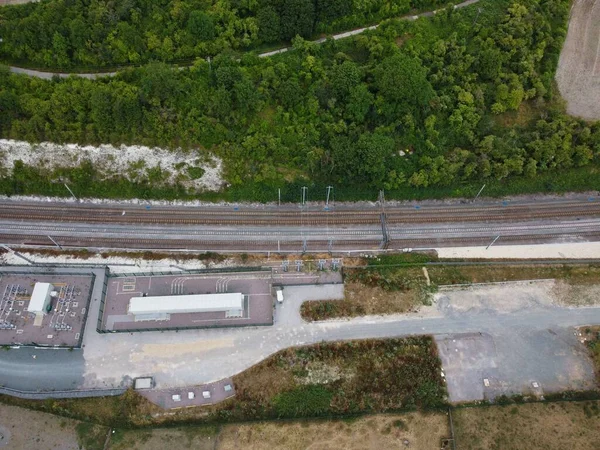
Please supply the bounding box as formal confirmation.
[1,227,598,252]
[0,199,599,226]
[0,198,598,252]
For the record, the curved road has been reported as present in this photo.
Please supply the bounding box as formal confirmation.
[3,282,600,393]
[5,0,480,79]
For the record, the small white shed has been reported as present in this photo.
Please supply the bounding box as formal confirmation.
[27,283,54,315]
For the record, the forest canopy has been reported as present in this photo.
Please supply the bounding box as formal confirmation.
[0,0,450,69]
[0,0,599,201]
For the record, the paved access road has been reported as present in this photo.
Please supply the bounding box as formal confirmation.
[80,282,600,392]
[0,280,599,396]
[0,347,84,391]
[0,195,599,252]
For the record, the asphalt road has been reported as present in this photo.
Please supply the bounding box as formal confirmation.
[0,281,599,395]
[80,282,600,390]
[0,347,84,391]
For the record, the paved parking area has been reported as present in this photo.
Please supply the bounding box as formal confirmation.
[101,272,273,331]
[0,273,93,347]
[436,321,597,402]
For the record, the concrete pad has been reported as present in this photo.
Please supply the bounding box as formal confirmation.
[435,327,597,403]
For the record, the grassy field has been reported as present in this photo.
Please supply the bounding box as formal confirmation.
[0,337,446,428]
[453,401,600,450]
[210,337,447,422]
[301,260,600,320]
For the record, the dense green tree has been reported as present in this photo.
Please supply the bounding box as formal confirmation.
[257,7,281,43]
[374,53,435,120]
[0,0,595,198]
[187,11,216,42]
[278,0,316,40]
[329,60,361,99]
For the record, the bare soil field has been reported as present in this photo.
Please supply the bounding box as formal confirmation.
[556,0,600,120]
[0,403,98,450]
[454,401,600,450]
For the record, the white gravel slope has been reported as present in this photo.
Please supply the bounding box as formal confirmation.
[0,139,224,192]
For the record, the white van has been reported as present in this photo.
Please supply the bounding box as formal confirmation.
[276,287,284,303]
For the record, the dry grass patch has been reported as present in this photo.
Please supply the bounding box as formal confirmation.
[108,425,219,450]
[302,263,600,321]
[218,412,448,450]
[301,280,424,321]
[0,389,162,427]
[454,401,600,450]
[427,263,600,286]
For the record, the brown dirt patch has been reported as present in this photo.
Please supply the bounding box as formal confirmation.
[556,0,600,120]
[454,401,600,450]
[218,412,448,450]
[0,403,100,450]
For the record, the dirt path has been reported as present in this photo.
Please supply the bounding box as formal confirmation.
[0,0,38,4]
[556,0,600,120]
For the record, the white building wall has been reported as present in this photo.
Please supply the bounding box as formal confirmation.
[128,293,244,316]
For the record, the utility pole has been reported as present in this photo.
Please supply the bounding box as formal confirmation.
[301,186,307,207]
[378,190,390,249]
[47,235,63,250]
[278,188,281,207]
[325,186,333,210]
[474,184,486,201]
[63,183,78,202]
[486,235,500,249]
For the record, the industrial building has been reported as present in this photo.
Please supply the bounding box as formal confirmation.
[128,292,245,322]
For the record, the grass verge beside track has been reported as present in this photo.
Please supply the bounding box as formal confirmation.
[301,257,600,321]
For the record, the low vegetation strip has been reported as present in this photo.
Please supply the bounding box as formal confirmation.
[301,258,600,321]
[581,326,600,381]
